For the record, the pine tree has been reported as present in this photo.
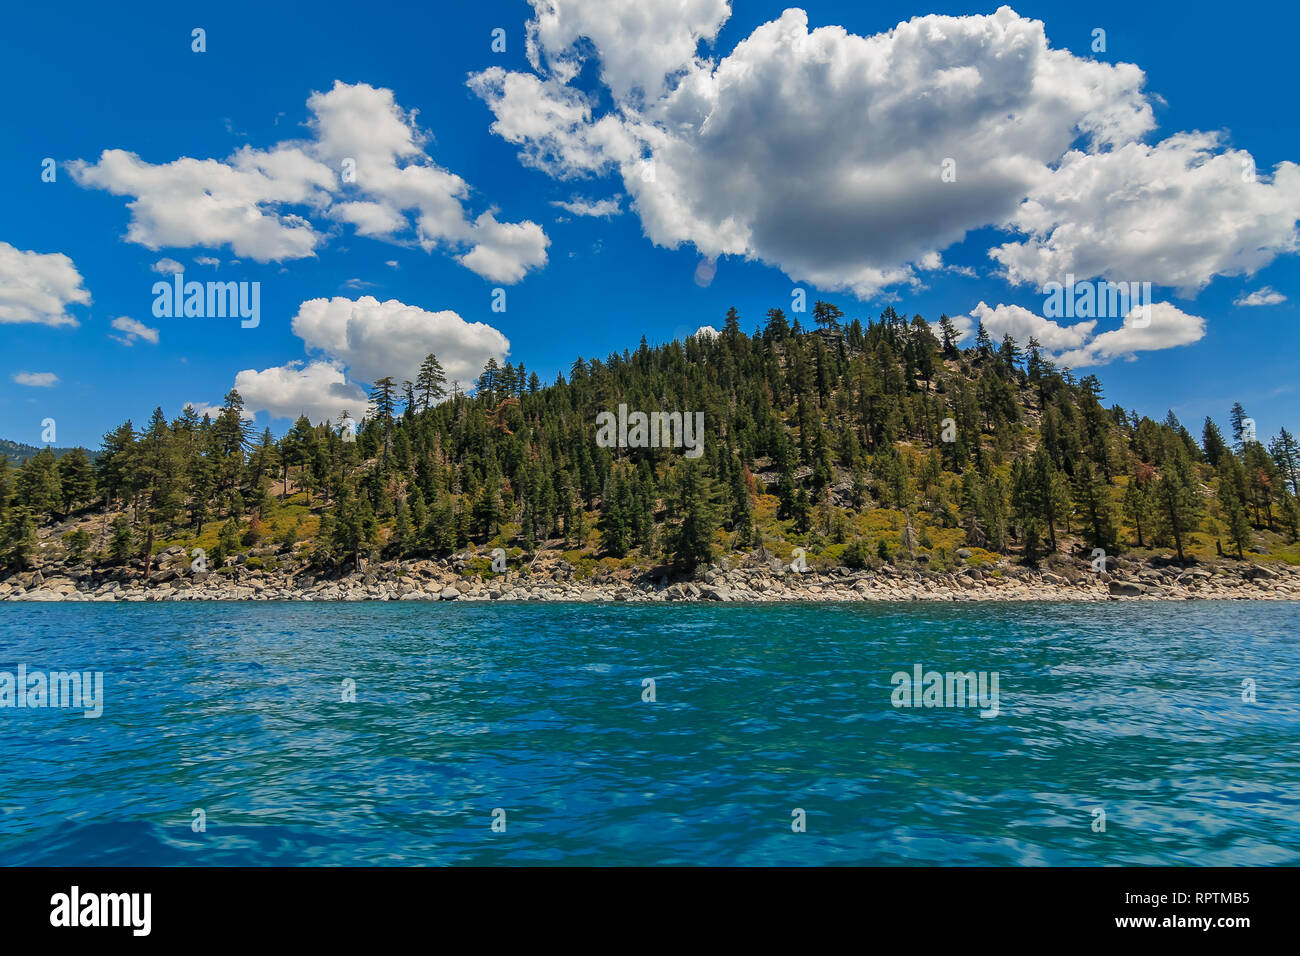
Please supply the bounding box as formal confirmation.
[598,469,633,557]
[109,514,133,563]
[1269,427,1300,496]
[136,407,183,574]
[418,353,454,408]
[57,448,96,518]
[1217,454,1254,558]
[1123,462,1156,549]
[1,505,38,570]
[938,315,960,358]
[1154,434,1200,562]
[668,461,719,571]
[1202,417,1228,468]
[1073,459,1117,551]
[1229,402,1250,449]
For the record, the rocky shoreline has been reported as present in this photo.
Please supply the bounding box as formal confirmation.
[2,546,1297,603]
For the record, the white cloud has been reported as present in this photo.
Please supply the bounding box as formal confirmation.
[473,2,1300,308]
[231,296,511,424]
[151,257,185,274]
[12,371,59,387]
[456,212,550,283]
[943,299,1207,368]
[473,5,1156,298]
[525,0,731,104]
[551,195,622,217]
[110,315,160,345]
[467,68,640,179]
[181,401,255,421]
[0,242,91,327]
[292,295,509,386]
[991,133,1300,295]
[69,146,333,262]
[194,256,220,268]
[1055,302,1206,368]
[959,301,1095,351]
[230,361,367,425]
[69,81,549,283]
[1234,286,1287,307]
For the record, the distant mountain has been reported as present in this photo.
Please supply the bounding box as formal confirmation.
[1,438,94,465]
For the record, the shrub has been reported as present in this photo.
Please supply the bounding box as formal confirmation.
[63,529,92,562]
[109,515,133,563]
[842,538,873,570]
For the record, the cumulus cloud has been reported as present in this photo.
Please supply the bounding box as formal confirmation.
[182,400,255,421]
[230,361,367,424]
[1234,286,1287,307]
[70,146,333,262]
[110,315,160,346]
[0,242,91,327]
[466,68,640,179]
[472,2,1300,310]
[958,301,1095,351]
[473,4,1157,297]
[944,299,1206,369]
[232,296,510,424]
[69,81,548,282]
[992,134,1300,294]
[292,296,509,386]
[151,257,185,274]
[13,371,59,387]
[525,0,731,104]
[456,212,550,283]
[1055,302,1207,368]
[551,195,622,217]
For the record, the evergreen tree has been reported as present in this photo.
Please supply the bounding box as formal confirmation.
[1217,454,1254,558]
[1269,427,1300,496]
[667,461,719,571]
[415,353,448,409]
[57,448,96,518]
[1154,434,1200,562]
[1202,417,1228,468]
[1073,459,1117,551]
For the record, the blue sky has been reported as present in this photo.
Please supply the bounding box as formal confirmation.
[2,0,1297,449]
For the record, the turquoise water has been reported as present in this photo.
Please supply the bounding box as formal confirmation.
[1,601,1298,866]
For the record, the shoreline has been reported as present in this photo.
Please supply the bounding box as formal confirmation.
[3,551,1297,603]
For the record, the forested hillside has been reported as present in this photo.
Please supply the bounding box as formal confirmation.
[3,303,1298,579]
[0,438,87,466]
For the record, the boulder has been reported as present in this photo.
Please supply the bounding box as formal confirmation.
[1108,581,1144,597]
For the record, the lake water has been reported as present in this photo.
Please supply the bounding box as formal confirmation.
[1,601,1298,865]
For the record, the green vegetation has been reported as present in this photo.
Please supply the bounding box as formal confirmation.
[2,304,1298,576]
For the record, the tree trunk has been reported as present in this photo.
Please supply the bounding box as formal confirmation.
[143,524,155,577]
